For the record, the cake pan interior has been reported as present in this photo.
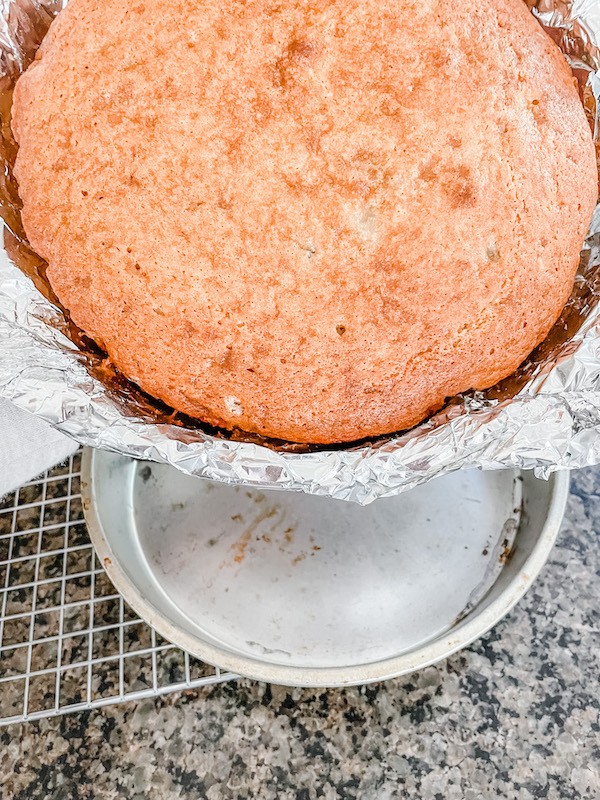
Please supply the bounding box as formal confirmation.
[81,449,568,687]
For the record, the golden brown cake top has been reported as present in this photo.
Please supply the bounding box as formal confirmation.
[12,0,598,443]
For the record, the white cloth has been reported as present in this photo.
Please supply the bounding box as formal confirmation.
[0,399,78,497]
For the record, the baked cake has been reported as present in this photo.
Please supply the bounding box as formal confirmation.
[11,0,598,443]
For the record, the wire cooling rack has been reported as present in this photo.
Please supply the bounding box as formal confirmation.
[0,450,235,726]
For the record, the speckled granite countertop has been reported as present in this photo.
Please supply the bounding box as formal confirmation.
[2,467,600,800]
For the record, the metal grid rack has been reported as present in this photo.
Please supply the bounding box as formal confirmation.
[0,450,235,726]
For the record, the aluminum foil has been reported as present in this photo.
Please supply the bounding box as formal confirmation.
[0,0,599,505]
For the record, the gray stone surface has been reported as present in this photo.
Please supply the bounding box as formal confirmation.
[1,468,599,800]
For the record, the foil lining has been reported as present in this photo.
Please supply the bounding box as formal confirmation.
[0,0,599,505]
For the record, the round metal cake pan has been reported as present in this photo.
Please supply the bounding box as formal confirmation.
[81,448,569,687]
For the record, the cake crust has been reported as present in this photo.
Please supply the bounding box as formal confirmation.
[12,0,598,443]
